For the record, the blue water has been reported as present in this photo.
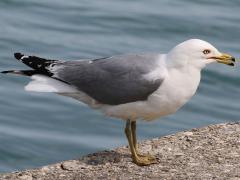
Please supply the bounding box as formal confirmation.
[0,0,240,172]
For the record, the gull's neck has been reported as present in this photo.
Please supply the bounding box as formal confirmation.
[165,53,206,71]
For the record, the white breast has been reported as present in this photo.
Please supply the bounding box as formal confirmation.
[146,66,201,119]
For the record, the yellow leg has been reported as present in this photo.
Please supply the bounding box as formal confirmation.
[131,121,156,161]
[131,121,137,150]
[125,120,156,166]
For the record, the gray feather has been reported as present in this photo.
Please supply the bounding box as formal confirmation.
[53,54,164,105]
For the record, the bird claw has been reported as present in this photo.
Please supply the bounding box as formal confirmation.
[132,154,157,166]
[138,153,157,162]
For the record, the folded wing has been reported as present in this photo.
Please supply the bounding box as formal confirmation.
[2,53,165,105]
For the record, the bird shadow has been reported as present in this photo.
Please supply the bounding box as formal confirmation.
[82,150,130,166]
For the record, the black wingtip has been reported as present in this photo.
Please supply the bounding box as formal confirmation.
[1,70,15,74]
[1,70,36,76]
[14,52,24,60]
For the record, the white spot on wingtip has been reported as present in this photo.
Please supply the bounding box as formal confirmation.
[21,55,29,60]
[45,63,62,76]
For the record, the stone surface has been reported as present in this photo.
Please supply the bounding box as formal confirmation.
[0,122,240,180]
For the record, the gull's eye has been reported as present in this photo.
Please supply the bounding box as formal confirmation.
[203,49,211,54]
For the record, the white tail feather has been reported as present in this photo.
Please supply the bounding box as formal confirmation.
[25,75,78,93]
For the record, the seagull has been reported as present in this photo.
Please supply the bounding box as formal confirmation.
[1,39,235,166]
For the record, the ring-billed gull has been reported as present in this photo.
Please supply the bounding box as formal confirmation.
[2,39,235,166]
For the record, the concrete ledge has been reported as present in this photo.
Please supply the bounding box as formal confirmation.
[1,122,240,180]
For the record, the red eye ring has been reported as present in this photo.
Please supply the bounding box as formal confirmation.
[203,49,211,54]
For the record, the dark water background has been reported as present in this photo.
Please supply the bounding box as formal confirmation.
[0,0,240,172]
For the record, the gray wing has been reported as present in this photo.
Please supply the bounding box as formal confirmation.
[54,54,164,105]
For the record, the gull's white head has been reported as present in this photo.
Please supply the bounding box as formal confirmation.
[167,39,235,69]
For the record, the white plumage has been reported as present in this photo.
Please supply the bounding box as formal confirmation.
[24,39,234,121]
